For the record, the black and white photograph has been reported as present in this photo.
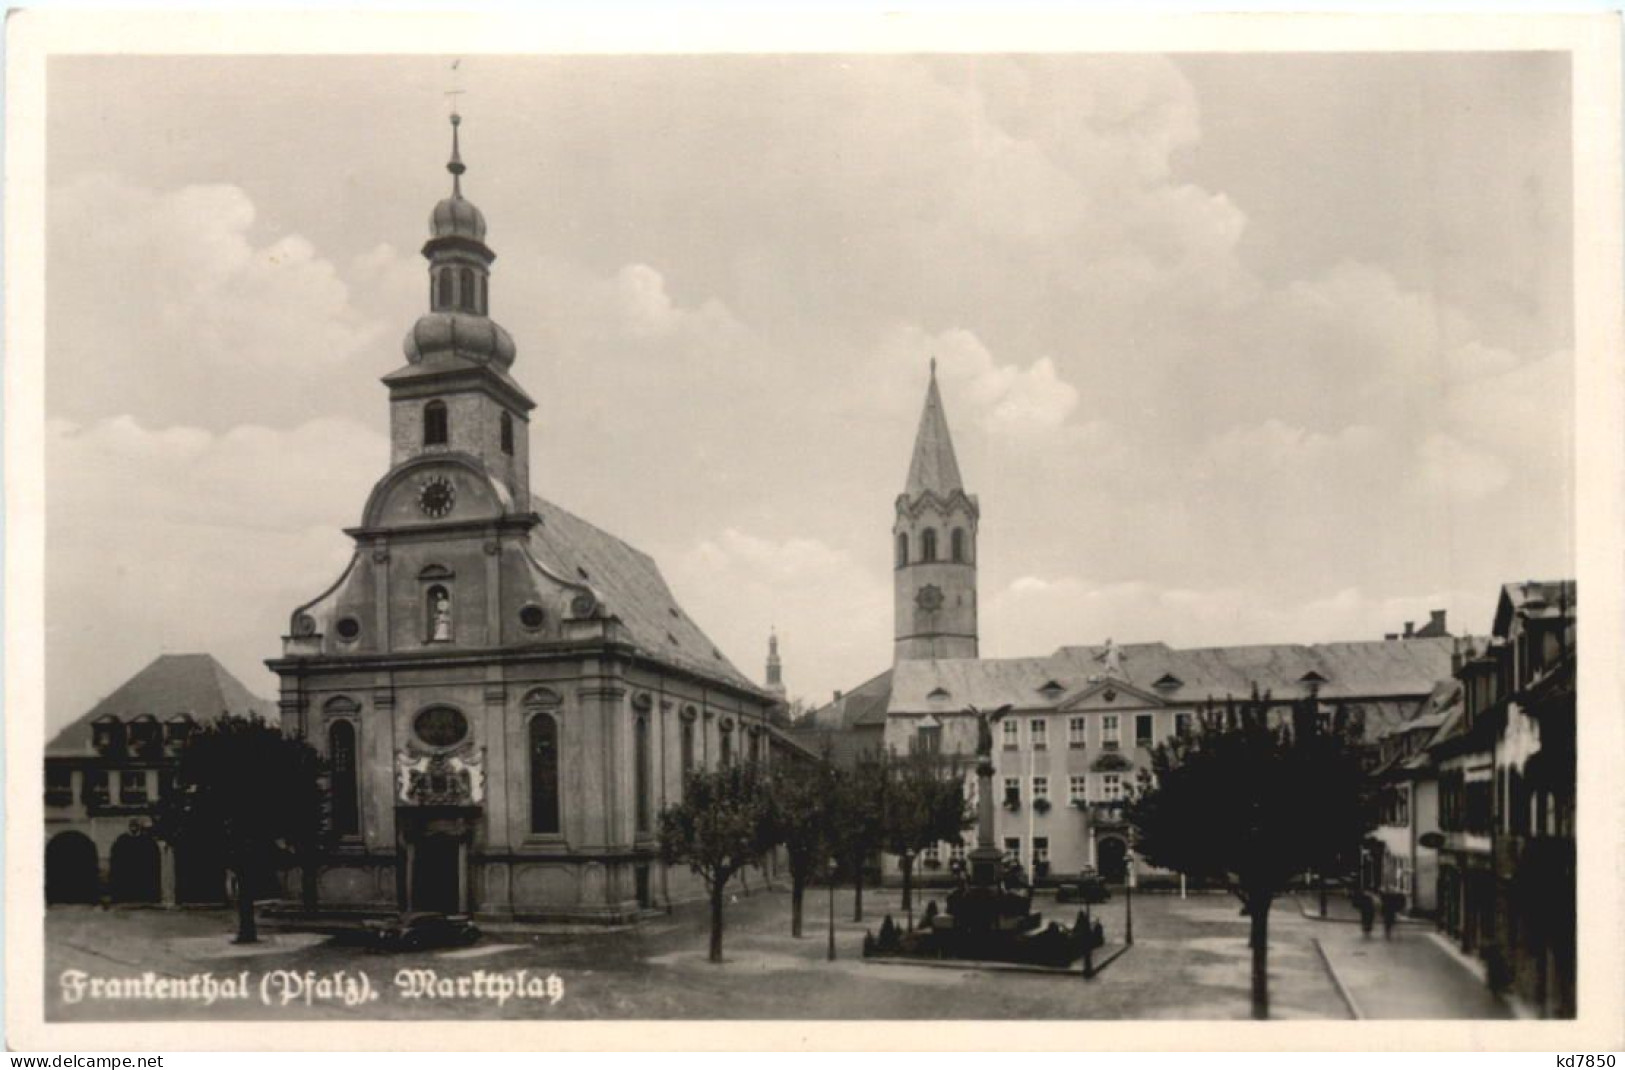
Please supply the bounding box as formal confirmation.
[6,9,1623,1053]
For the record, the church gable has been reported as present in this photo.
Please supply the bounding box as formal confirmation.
[360,453,513,530]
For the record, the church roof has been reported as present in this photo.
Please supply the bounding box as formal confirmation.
[47,653,275,757]
[886,637,1460,719]
[903,368,964,497]
[526,495,765,697]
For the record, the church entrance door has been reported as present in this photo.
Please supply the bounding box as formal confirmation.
[411,836,462,914]
[1097,836,1128,883]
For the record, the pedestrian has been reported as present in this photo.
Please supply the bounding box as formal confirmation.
[1354,891,1375,937]
[1380,892,1400,939]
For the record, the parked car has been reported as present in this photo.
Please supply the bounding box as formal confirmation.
[363,912,481,951]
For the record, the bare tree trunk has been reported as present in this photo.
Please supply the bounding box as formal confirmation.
[708,881,725,964]
[852,854,865,922]
[1249,895,1270,1020]
[901,857,914,927]
[791,875,805,938]
[232,868,258,945]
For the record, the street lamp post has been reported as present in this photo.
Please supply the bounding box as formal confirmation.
[827,857,838,962]
[1125,856,1135,946]
[902,848,915,931]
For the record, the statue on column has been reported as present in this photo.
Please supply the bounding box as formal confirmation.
[969,703,1013,758]
[430,588,453,642]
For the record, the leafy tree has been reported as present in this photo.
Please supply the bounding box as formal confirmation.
[881,750,973,919]
[1127,687,1374,1019]
[829,751,888,921]
[152,715,326,944]
[768,754,839,937]
[658,763,777,963]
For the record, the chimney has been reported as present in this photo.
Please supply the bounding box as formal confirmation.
[833,690,843,703]
[1430,609,1447,633]
[1451,637,1463,675]
[1403,621,1415,639]
[1385,633,1400,641]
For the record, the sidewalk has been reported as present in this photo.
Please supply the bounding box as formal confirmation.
[1292,891,1428,926]
[1313,924,1512,1019]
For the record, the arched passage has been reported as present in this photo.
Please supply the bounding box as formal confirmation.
[109,834,161,903]
[46,831,99,904]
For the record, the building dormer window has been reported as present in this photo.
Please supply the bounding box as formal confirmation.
[896,532,909,568]
[127,715,161,758]
[500,411,514,455]
[951,527,966,563]
[423,401,449,447]
[91,716,123,757]
[921,528,938,562]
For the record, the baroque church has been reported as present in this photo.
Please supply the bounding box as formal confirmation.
[806,363,1461,886]
[268,115,781,923]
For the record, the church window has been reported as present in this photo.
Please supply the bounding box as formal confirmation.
[518,604,545,630]
[951,528,966,563]
[423,401,449,447]
[328,720,360,836]
[335,616,361,641]
[720,725,734,767]
[426,584,453,642]
[413,706,468,748]
[896,532,909,569]
[500,411,514,455]
[921,528,938,562]
[477,274,487,315]
[529,713,561,835]
[436,269,453,310]
[459,267,476,312]
[680,719,696,778]
[634,715,651,833]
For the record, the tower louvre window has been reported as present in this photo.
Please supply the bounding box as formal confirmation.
[951,527,966,563]
[500,411,514,455]
[436,269,453,310]
[896,532,909,569]
[922,528,938,562]
[423,400,448,446]
[477,273,487,315]
[459,267,476,312]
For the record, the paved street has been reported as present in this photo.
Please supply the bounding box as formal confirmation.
[44,887,1499,1022]
[1312,923,1511,1020]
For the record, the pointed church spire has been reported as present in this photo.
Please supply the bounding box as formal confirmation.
[904,359,964,497]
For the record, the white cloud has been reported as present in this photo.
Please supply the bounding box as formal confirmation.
[872,323,1081,439]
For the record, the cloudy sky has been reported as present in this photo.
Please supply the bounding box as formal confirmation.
[45,53,1573,729]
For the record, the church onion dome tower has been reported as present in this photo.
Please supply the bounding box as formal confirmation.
[894,360,980,662]
[404,112,516,368]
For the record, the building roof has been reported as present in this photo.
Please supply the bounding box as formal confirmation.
[885,637,1459,716]
[903,368,964,497]
[1493,579,1577,637]
[47,653,275,757]
[527,495,764,697]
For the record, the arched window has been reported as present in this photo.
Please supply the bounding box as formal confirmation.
[458,267,476,312]
[896,532,909,568]
[423,400,448,447]
[477,274,487,314]
[680,719,695,779]
[720,725,734,767]
[437,269,453,310]
[328,721,359,836]
[426,584,452,642]
[922,528,938,563]
[634,715,651,833]
[500,412,514,456]
[529,713,561,834]
[951,528,966,563]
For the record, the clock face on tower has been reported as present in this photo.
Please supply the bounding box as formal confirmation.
[417,475,456,519]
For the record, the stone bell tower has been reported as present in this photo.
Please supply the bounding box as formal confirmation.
[893,361,979,662]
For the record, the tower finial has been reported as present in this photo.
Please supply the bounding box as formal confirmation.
[447,107,466,198]
[930,355,937,379]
